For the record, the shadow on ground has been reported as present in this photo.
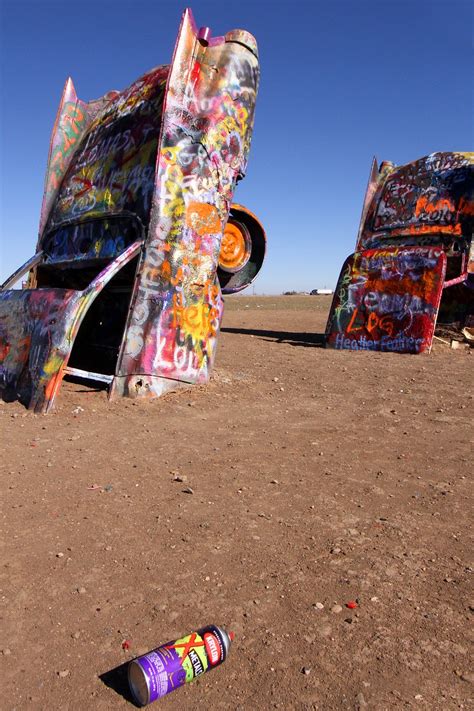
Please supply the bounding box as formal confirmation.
[221,327,325,348]
[99,661,139,707]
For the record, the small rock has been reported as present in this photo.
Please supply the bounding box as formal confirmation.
[331,604,343,614]
[2,648,11,656]
[414,694,423,700]
[272,377,279,382]
[344,617,353,624]
[173,474,187,483]
[71,631,80,639]
[460,672,474,683]
[56,552,64,558]
[270,479,279,485]
[331,547,341,554]
[302,667,311,675]
[58,670,70,678]
[77,586,87,594]
[182,487,194,494]
[314,602,324,610]
[356,692,368,708]
[370,596,379,602]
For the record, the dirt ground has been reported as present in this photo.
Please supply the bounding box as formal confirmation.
[1,295,472,710]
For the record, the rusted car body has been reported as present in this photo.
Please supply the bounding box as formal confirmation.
[326,152,473,353]
[0,9,265,412]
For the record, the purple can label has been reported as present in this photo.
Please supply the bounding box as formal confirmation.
[133,626,228,703]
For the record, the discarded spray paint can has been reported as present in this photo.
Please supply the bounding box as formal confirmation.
[128,625,233,706]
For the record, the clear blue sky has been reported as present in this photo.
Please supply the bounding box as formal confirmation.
[0,0,472,293]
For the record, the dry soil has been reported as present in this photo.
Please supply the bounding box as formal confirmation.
[1,296,472,710]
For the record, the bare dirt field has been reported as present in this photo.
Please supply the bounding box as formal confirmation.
[1,295,472,710]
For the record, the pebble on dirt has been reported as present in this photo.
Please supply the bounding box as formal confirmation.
[173,474,187,482]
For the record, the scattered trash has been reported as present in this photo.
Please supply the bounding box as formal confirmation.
[462,327,474,344]
[451,339,469,351]
[346,601,358,609]
[182,487,194,495]
[122,639,132,651]
[128,625,233,705]
[72,406,84,414]
[87,485,101,491]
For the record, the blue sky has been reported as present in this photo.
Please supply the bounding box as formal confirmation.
[0,0,472,293]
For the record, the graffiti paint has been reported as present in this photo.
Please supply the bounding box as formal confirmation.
[328,152,473,354]
[112,10,260,398]
[47,67,168,235]
[326,247,447,354]
[0,243,141,411]
[0,10,264,412]
[358,152,473,252]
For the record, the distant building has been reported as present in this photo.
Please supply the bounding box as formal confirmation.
[310,289,333,295]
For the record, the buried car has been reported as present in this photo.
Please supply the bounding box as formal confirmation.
[0,8,266,413]
[326,152,473,353]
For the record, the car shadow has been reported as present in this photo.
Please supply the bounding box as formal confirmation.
[221,327,325,348]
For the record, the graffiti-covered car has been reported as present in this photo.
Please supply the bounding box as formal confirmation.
[326,152,473,353]
[0,8,266,413]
